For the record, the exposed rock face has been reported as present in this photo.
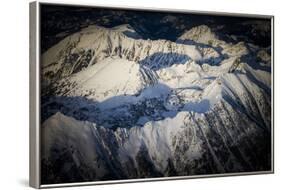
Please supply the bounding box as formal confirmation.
[178,25,221,45]
[41,24,272,184]
[41,25,221,86]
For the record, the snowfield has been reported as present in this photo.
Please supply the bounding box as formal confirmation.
[40,24,272,184]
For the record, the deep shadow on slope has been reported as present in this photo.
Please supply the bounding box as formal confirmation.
[41,95,271,185]
[41,83,212,129]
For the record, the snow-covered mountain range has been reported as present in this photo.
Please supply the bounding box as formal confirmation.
[40,22,272,184]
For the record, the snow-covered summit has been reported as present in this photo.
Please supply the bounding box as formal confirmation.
[41,24,225,85]
[42,97,270,183]
[177,25,251,58]
[40,22,272,183]
[177,25,221,45]
[62,58,144,101]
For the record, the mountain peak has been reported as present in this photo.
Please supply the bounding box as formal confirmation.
[177,25,219,45]
[112,24,142,39]
[112,24,134,32]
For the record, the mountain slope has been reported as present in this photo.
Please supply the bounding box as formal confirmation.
[41,24,222,86]
[40,23,272,184]
[42,103,270,184]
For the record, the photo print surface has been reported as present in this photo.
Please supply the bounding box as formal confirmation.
[40,4,272,185]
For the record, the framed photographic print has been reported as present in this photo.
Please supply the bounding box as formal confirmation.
[29,1,274,188]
